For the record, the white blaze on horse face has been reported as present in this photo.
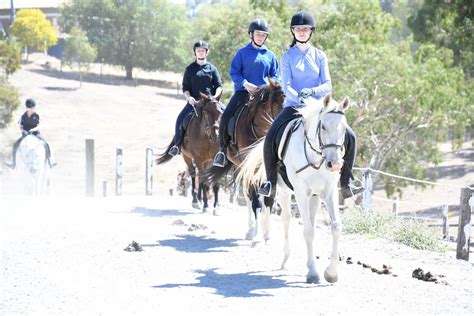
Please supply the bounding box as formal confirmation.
[320,112,346,172]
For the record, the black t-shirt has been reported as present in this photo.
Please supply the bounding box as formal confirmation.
[182,61,223,100]
[19,112,40,131]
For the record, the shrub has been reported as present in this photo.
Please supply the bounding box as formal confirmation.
[0,83,20,129]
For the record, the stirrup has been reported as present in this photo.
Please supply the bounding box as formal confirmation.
[168,146,179,156]
[340,185,364,199]
[213,151,226,167]
[258,181,272,197]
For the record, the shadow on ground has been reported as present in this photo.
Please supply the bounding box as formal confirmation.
[152,268,313,298]
[131,207,193,217]
[158,234,239,253]
[30,68,177,89]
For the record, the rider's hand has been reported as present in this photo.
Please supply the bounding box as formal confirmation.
[243,82,257,93]
[298,88,315,103]
[21,130,28,137]
[187,96,197,105]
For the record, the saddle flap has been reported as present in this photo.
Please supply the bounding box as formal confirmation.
[277,118,302,161]
[181,111,195,132]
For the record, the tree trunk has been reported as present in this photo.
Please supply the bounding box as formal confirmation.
[125,65,133,80]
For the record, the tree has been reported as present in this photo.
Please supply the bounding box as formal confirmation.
[314,0,472,196]
[9,9,57,61]
[60,0,190,79]
[407,0,473,78]
[63,27,97,88]
[0,82,20,130]
[0,39,21,78]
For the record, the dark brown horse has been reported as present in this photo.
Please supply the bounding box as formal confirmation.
[206,80,285,241]
[156,92,224,214]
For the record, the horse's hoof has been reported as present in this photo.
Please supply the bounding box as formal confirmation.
[202,207,209,213]
[251,240,261,248]
[306,274,320,284]
[213,208,220,216]
[324,270,338,283]
[192,202,200,209]
[245,229,256,241]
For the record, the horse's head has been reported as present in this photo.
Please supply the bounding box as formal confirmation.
[196,91,224,143]
[247,79,285,134]
[301,94,350,173]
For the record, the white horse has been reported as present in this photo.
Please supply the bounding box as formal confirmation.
[15,134,50,195]
[238,94,350,284]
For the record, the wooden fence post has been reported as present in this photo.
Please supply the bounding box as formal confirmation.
[441,205,449,240]
[392,197,398,217]
[456,188,473,260]
[361,170,372,211]
[116,148,123,196]
[145,148,153,195]
[85,139,95,197]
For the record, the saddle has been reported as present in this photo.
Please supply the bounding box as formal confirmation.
[226,103,247,147]
[273,118,303,191]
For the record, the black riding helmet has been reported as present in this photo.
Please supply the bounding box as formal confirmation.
[25,98,36,108]
[193,40,209,52]
[248,19,269,34]
[290,11,316,45]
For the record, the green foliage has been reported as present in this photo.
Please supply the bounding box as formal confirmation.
[0,39,21,77]
[407,0,473,78]
[60,0,190,79]
[9,9,57,52]
[0,82,20,129]
[342,208,442,251]
[63,27,97,87]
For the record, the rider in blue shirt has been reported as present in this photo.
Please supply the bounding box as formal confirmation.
[213,19,279,167]
[168,41,223,156]
[258,11,363,200]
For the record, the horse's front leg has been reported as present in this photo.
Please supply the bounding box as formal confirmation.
[278,189,292,270]
[323,188,341,283]
[200,181,209,213]
[295,188,319,284]
[212,182,220,216]
[190,175,200,209]
[245,188,260,242]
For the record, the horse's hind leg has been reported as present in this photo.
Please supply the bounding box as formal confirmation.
[323,190,341,283]
[279,189,292,270]
[294,189,319,284]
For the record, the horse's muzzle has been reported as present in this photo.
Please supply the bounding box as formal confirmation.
[326,161,342,172]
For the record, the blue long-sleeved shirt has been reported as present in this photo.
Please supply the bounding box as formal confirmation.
[281,45,332,107]
[230,42,279,92]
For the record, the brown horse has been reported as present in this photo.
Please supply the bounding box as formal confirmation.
[156,92,224,214]
[206,80,285,240]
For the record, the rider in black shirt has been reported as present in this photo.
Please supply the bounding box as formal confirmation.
[6,98,56,169]
[168,41,223,156]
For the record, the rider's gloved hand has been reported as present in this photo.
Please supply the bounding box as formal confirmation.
[298,88,315,103]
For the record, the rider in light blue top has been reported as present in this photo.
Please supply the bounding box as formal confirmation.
[258,11,363,201]
[281,44,331,107]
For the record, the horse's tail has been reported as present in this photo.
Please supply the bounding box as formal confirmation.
[236,138,266,194]
[204,163,233,186]
[155,139,174,165]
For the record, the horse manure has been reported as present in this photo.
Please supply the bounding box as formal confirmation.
[371,267,379,273]
[382,268,391,275]
[357,261,362,265]
[362,263,371,269]
[346,257,353,264]
[172,219,186,226]
[124,241,143,252]
[188,223,208,232]
[412,268,440,282]
[376,270,383,275]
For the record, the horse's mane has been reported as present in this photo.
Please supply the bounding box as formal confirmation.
[246,81,283,115]
[297,95,339,134]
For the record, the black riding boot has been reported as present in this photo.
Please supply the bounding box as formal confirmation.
[340,127,363,199]
[258,130,279,198]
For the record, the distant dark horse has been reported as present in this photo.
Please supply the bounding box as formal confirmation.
[206,80,285,242]
[156,92,224,215]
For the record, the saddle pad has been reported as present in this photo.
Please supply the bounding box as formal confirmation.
[277,118,302,161]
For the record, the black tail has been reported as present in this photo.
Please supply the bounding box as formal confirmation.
[155,139,174,165]
[204,163,233,186]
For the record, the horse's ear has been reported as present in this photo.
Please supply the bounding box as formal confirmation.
[199,91,209,100]
[323,93,332,108]
[269,78,275,90]
[340,96,350,110]
[215,89,222,101]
